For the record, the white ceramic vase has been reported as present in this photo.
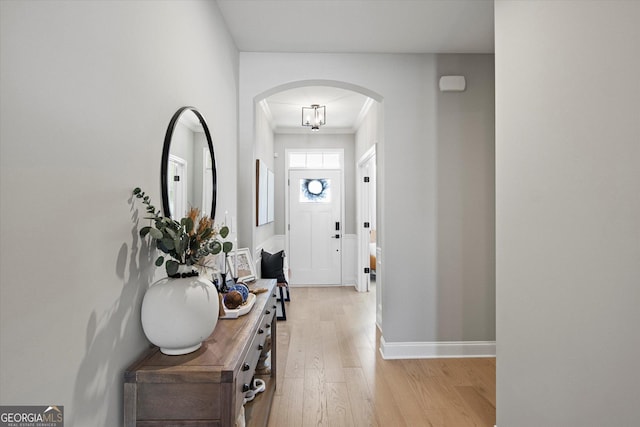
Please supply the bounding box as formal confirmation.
[141,267,219,355]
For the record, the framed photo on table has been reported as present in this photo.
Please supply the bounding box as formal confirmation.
[227,248,257,283]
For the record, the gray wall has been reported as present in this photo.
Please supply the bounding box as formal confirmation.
[496,1,640,425]
[238,53,495,345]
[436,54,495,341]
[0,1,239,426]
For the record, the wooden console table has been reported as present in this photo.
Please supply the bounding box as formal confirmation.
[124,279,277,426]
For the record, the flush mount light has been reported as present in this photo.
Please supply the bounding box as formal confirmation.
[301,104,326,131]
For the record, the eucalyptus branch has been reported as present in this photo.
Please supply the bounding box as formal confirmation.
[133,187,232,277]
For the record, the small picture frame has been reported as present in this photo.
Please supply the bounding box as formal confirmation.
[227,248,257,283]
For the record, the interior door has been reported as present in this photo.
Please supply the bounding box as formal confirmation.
[168,154,187,219]
[288,169,342,285]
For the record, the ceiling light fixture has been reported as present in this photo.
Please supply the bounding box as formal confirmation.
[302,104,326,131]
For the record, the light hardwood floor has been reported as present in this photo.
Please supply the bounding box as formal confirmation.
[267,285,496,427]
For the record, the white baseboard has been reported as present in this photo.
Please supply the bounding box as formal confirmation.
[379,337,496,359]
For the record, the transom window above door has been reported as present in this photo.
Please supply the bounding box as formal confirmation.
[287,150,342,169]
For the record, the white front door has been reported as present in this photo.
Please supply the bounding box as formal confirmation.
[288,169,342,285]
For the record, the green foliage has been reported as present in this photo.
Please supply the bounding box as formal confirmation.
[133,187,233,276]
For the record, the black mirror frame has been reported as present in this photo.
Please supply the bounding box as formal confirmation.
[160,106,217,220]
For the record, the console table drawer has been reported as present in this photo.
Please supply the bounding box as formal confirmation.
[137,382,220,421]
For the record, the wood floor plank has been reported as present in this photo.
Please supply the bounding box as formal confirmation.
[454,385,496,426]
[304,321,325,370]
[302,368,329,426]
[463,358,496,408]
[400,359,442,411]
[377,357,434,426]
[283,323,306,379]
[334,314,364,368]
[369,365,411,427]
[320,321,342,372]
[268,285,495,427]
[344,368,378,427]
[326,381,356,427]
[433,375,486,427]
[319,321,349,383]
[274,322,290,392]
[268,377,304,427]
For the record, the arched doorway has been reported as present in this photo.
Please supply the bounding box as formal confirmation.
[250,80,383,324]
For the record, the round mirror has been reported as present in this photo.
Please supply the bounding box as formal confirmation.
[161,107,217,220]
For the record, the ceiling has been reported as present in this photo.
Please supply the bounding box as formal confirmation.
[216,0,494,133]
[259,86,371,133]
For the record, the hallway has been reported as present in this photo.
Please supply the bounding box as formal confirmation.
[268,286,496,426]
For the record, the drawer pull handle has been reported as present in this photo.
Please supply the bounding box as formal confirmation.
[258,344,264,351]
[265,323,271,328]
[272,305,277,310]
[242,384,251,392]
[272,294,277,298]
[266,310,271,315]
[242,363,250,371]
[258,328,264,334]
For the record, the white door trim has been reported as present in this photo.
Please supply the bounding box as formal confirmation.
[357,145,376,292]
[284,149,345,286]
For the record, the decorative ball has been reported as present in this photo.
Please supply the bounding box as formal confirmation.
[223,290,244,309]
[228,284,249,302]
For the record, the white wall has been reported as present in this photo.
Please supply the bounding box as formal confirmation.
[0,1,238,426]
[496,1,640,425]
[238,53,495,350]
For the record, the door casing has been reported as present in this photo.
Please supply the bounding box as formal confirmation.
[284,149,345,286]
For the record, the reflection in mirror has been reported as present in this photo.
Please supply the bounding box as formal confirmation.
[161,107,217,220]
[256,159,275,226]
